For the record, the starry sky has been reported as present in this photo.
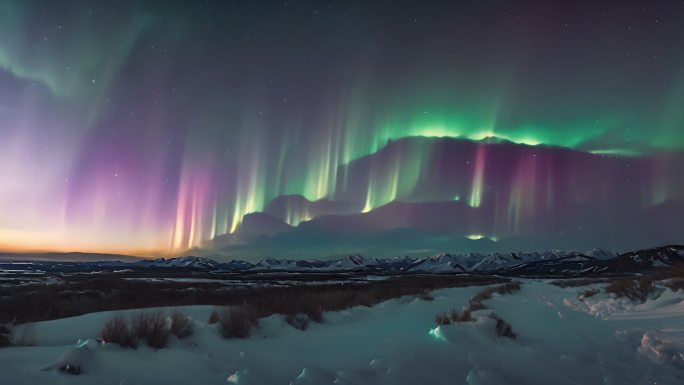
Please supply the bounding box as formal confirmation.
[1,0,683,257]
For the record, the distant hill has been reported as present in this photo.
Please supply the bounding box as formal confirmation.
[0,251,144,262]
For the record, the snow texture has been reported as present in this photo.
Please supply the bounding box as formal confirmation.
[1,281,683,384]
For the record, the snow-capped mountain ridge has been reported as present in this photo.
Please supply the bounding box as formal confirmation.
[130,245,683,275]
[4,245,680,276]
[135,256,222,269]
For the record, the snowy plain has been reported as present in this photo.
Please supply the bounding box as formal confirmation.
[1,281,683,385]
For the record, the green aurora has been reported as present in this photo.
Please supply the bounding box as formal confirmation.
[0,1,683,254]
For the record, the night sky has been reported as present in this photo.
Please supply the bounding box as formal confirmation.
[1,1,683,257]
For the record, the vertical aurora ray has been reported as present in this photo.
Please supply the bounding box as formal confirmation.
[230,145,266,234]
[468,145,486,208]
[507,156,538,234]
[284,205,312,226]
[302,125,341,201]
[361,187,374,213]
[170,166,214,250]
[649,155,675,206]
[358,137,428,212]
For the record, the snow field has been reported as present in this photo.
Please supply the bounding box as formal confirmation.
[0,281,682,385]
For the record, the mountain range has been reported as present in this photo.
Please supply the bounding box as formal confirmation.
[3,245,682,277]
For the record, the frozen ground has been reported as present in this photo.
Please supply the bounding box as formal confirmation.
[1,281,682,385]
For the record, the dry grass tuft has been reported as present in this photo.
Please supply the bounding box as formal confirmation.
[418,290,434,301]
[491,314,516,339]
[0,323,12,347]
[602,265,684,301]
[648,264,684,281]
[434,312,451,325]
[309,305,324,323]
[100,316,137,348]
[285,313,310,331]
[467,299,486,311]
[605,278,654,302]
[452,308,473,323]
[579,288,600,299]
[470,282,521,305]
[131,310,170,349]
[13,323,36,346]
[169,310,193,339]
[218,305,259,339]
[208,309,220,324]
[435,282,520,327]
[101,310,176,349]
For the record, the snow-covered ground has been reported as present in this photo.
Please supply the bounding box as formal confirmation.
[1,281,682,384]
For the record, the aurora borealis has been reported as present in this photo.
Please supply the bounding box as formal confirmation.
[1,1,683,257]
